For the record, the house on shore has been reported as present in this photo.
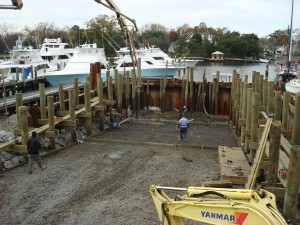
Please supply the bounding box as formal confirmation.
[211,51,224,61]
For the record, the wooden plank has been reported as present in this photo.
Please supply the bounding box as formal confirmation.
[246,117,273,189]
[218,146,250,185]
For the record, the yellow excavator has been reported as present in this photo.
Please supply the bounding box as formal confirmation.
[150,185,289,225]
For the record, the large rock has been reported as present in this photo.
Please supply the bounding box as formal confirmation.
[10,157,20,166]
[4,160,14,169]
[0,151,14,160]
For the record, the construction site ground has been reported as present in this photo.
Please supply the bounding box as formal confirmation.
[0,111,241,225]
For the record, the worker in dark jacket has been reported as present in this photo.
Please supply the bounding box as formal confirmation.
[27,131,46,174]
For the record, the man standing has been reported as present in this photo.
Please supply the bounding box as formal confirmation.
[27,131,46,174]
[177,114,189,142]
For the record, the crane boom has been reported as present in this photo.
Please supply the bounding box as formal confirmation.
[94,0,139,77]
[0,0,23,9]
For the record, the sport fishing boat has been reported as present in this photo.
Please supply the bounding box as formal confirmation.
[112,47,180,79]
[40,43,107,86]
[139,45,202,67]
[1,37,54,83]
[39,38,74,68]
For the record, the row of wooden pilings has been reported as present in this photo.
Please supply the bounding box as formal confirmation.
[7,63,230,152]
[9,63,206,153]
[230,70,300,222]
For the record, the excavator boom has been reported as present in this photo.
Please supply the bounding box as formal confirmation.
[150,185,288,225]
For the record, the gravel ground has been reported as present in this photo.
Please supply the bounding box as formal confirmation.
[0,112,242,225]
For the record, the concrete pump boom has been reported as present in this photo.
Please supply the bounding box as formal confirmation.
[0,0,23,9]
[94,0,139,77]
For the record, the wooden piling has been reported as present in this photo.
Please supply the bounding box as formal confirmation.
[73,78,79,106]
[131,69,136,112]
[185,69,189,108]
[251,71,256,91]
[137,59,141,116]
[68,88,77,142]
[15,93,22,130]
[163,77,167,112]
[283,93,300,222]
[97,77,105,131]
[212,78,216,114]
[181,79,186,108]
[114,69,118,100]
[259,74,264,100]
[39,83,46,120]
[160,78,164,110]
[250,92,259,164]
[274,91,282,121]
[282,92,291,130]
[262,80,268,108]
[118,74,123,112]
[266,121,282,187]
[190,67,194,113]
[267,81,274,114]
[58,83,65,111]
[291,93,300,144]
[235,77,241,131]
[241,82,249,143]
[19,106,28,146]
[90,63,97,90]
[84,82,92,135]
[245,88,254,153]
[125,71,130,110]
[47,96,55,149]
[69,89,75,121]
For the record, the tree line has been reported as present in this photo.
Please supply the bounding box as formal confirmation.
[0,14,299,59]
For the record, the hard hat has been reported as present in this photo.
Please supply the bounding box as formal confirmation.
[183,106,186,108]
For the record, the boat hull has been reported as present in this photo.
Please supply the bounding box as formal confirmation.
[118,67,178,79]
[285,79,300,94]
[43,73,107,87]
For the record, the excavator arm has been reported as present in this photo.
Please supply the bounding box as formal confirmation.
[0,0,23,9]
[150,185,288,225]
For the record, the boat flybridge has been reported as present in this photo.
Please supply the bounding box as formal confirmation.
[39,38,74,68]
[40,43,107,86]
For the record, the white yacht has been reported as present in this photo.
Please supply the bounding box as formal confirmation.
[285,78,300,94]
[39,38,74,68]
[137,45,202,67]
[1,37,55,83]
[113,47,179,79]
[41,43,107,86]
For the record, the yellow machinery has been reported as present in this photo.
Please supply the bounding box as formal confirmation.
[150,185,289,225]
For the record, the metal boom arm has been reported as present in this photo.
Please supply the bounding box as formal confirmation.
[0,0,23,9]
[94,0,139,76]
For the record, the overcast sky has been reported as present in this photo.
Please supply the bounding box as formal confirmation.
[1,0,299,38]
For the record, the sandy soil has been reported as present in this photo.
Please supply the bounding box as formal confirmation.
[0,112,248,225]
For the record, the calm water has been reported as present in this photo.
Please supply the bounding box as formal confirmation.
[190,62,277,83]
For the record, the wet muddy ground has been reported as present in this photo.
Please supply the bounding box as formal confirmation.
[0,112,244,225]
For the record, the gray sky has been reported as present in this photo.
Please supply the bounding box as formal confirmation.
[1,0,299,38]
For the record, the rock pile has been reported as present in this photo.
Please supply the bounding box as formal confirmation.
[0,114,113,172]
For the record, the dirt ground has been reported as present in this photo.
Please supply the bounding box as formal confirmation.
[0,112,247,225]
